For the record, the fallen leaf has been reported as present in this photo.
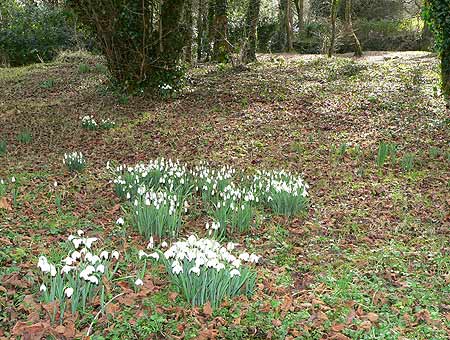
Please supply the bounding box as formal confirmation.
[203,301,213,318]
[331,323,346,332]
[366,312,379,322]
[0,197,12,211]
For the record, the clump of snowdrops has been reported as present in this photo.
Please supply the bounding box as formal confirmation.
[252,169,309,218]
[37,230,120,323]
[63,151,86,172]
[131,190,188,239]
[80,115,116,130]
[143,234,259,308]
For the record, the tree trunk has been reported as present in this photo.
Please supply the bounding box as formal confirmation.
[196,0,204,61]
[160,0,186,65]
[286,0,293,51]
[183,0,193,63]
[293,0,304,33]
[279,0,293,52]
[443,44,450,107]
[328,0,338,58]
[205,0,215,59]
[344,0,362,57]
[243,0,261,63]
[213,0,228,62]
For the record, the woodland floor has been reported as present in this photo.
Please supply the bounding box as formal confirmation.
[0,51,449,339]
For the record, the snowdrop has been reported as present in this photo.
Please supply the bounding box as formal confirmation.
[65,287,74,298]
[135,278,144,286]
[40,284,47,292]
[116,217,124,225]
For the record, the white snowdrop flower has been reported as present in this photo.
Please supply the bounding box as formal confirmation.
[53,181,58,187]
[68,235,75,242]
[148,252,160,261]
[99,251,109,260]
[40,284,47,292]
[135,278,144,286]
[147,236,154,249]
[232,259,241,268]
[90,255,101,264]
[65,287,74,298]
[71,251,81,260]
[111,250,119,259]
[88,276,99,284]
[62,265,74,274]
[11,177,15,183]
[126,192,131,200]
[205,222,210,230]
[215,262,225,271]
[116,217,124,225]
[226,242,237,251]
[63,257,74,266]
[238,252,250,262]
[189,266,201,275]
[96,264,105,273]
[249,253,261,263]
[172,262,183,274]
[50,264,57,277]
[72,238,83,249]
[187,235,196,245]
[84,237,98,249]
[161,241,168,248]
[138,250,148,259]
[77,229,84,236]
[230,269,241,277]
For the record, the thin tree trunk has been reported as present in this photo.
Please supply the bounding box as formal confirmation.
[344,0,362,57]
[286,0,293,51]
[328,0,338,58]
[293,0,304,33]
[206,0,215,59]
[443,45,450,108]
[213,0,228,62]
[183,0,193,63]
[196,0,204,61]
[243,0,261,63]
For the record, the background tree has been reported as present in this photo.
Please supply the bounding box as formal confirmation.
[293,0,304,32]
[183,0,194,63]
[423,0,450,105]
[279,0,293,52]
[213,0,229,62]
[328,0,339,57]
[68,0,186,91]
[243,0,261,62]
[343,0,363,56]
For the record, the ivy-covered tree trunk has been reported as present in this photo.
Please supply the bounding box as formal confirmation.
[213,0,229,62]
[423,0,450,106]
[443,44,450,105]
[328,0,338,57]
[69,0,186,91]
[183,0,193,63]
[243,0,261,63]
[344,0,362,57]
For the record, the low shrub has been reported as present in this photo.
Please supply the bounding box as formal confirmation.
[0,2,78,66]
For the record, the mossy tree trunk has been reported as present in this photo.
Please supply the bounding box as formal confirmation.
[213,0,229,62]
[243,0,261,63]
[183,0,193,63]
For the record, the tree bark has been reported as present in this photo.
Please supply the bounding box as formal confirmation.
[293,0,304,33]
[286,0,293,51]
[328,0,338,58]
[196,0,204,61]
[213,0,229,62]
[243,0,261,63]
[443,44,450,107]
[206,0,215,59]
[344,0,362,57]
[183,0,193,63]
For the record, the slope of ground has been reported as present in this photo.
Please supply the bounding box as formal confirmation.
[0,51,448,339]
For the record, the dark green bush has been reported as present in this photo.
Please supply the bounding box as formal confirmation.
[0,2,78,66]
